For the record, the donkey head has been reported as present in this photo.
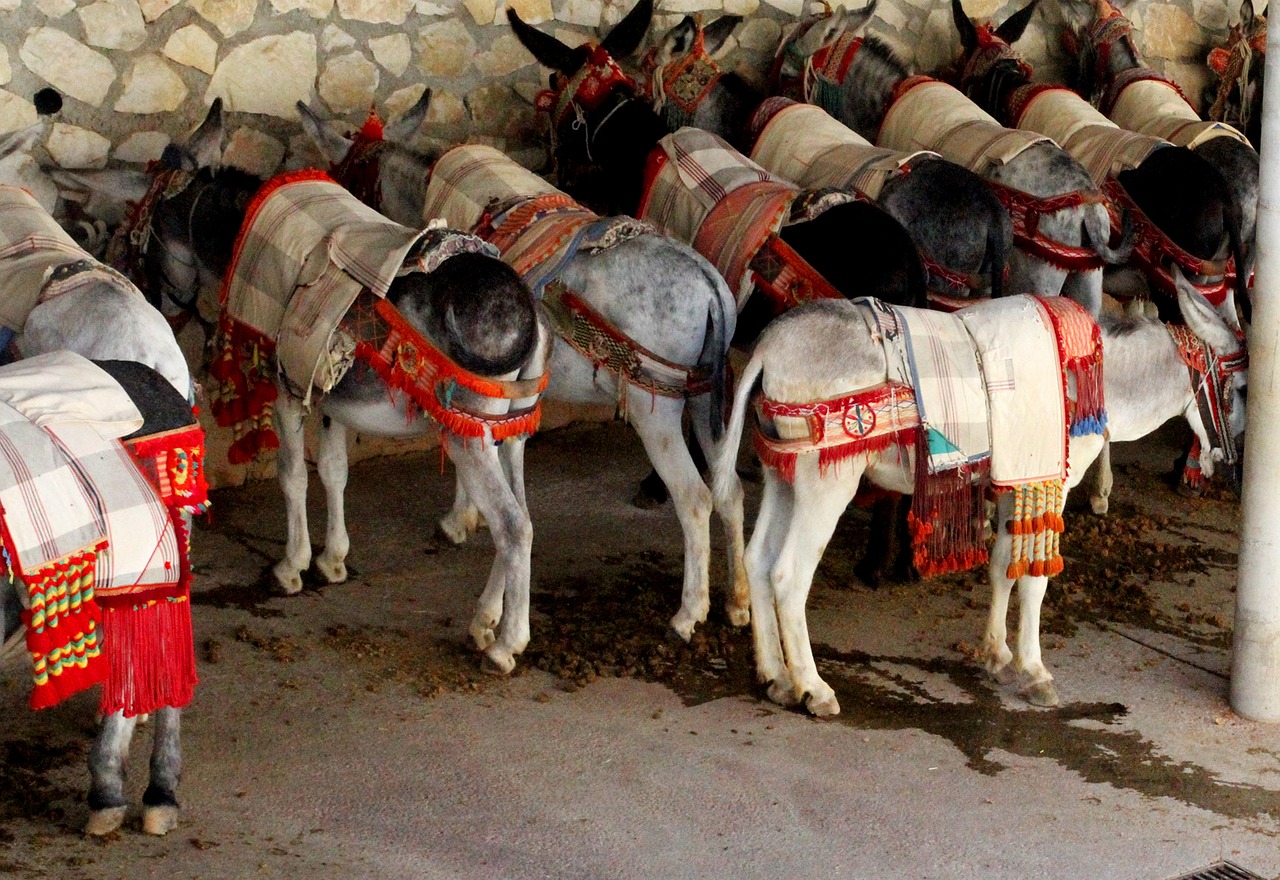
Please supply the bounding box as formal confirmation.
[649,13,741,71]
[777,1,878,81]
[297,89,434,168]
[1175,267,1249,493]
[0,124,59,215]
[949,0,1037,107]
[1206,0,1266,145]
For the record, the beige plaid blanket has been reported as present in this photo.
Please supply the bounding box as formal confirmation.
[1110,78,1251,149]
[221,173,428,403]
[0,185,106,332]
[880,80,1048,175]
[750,103,932,200]
[1018,87,1163,182]
[422,145,560,233]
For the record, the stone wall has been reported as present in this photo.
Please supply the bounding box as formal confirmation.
[0,0,1254,486]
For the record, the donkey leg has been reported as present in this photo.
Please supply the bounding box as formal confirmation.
[447,436,532,672]
[1089,437,1113,515]
[690,394,749,627]
[631,397,712,641]
[746,466,796,704]
[439,478,485,545]
[773,459,863,717]
[86,711,139,835]
[314,416,351,584]
[1013,574,1058,707]
[1062,266,1104,318]
[271,392,312,594]
[141,707,181,835]
[982,493,1017,682]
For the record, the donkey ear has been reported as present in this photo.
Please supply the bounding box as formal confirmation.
[601,0,654,59]
[385,88,432,142]
[995,0,1040,45]
[951,0,979,52]
[508,7,585,73]
[296,101,353,164]
[661,16,698,57]
[842,0,878,33]
[1175,267,1243,356]
[1241,0,1256,25]
[186,98,225,171]
[704,15,743,55]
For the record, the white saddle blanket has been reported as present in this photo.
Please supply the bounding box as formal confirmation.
[750,103,932,200]
[222,175,428,402]
[879,80,1048,175]
[422,145,560,233]
[1110,78,1251,149]
[1018,88,1164,181]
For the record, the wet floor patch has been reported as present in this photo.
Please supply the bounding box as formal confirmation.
[524,542,1276,823]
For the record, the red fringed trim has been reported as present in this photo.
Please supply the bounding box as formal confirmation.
[909,434,990,579]
[97,596,197,718]
[753,424,914,483]
[21,547,108,710]
[125,425,210,513]
[1037,295,1106,436]
[208,313,279,464]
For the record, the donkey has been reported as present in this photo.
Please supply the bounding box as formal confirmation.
[645,13,1012,309]
[711,274,1245,716]
[136,102,551,675]
[1062,0,1259,309]
[949,0,1248,326]
[294,95,749,645]
[0,178,198,836]
[1206,0,1266,149]
[777,0,1127,317]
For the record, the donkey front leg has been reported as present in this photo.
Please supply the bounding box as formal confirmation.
[690,394,750,627]
[271,391,312,594]
[981,493,1018,683]
[141,707,182,835]
[448,435,533,673]
[1012,573,1058,707]
[86,711,139,835]
[1089,437,1113,515]
[313,415,351,584]
[631,396,713,641]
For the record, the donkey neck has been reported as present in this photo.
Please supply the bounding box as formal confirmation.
[568,90,668,215]
[964,57,1033,126]
[1098,317,1193,443]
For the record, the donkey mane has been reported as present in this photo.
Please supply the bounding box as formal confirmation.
[844,36,912,131]
[1097,311,1147,336]
[970,57,1031,117]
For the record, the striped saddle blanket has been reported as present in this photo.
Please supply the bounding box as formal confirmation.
[0,351,205,714]
[879,79,1049,175]
[1014,85,1165,182]
[422,144,651,297]
[749,99,934,200]
[638,127,860,306]
[1108,74,1251,150]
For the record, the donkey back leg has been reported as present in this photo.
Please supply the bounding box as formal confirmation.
[314,415,351,584]
[86,711,139,835]
[141,707,182,835]
[271,391,313,594]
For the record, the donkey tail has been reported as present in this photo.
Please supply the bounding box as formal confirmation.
[711,345,765,513]
[986,197,1010,299]
[1085,200,1133,264]
[699,269,734,443]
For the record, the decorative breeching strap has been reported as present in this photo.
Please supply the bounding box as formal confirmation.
[1168,322,1247,467]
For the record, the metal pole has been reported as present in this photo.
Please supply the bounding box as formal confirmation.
[1232,13,1280,721]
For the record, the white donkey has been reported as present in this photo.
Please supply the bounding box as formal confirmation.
[712,275,1245,715]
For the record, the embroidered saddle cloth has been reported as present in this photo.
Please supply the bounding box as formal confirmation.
[750,100,934,200]
[0,351,204,715]
[422,145,650,297]
[0,185,143,335]
[879,79,1049,176]
[1109,76,1251,149]
[1016,86,1164,182]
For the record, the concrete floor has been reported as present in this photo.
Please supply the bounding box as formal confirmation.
[1,418,1277,880]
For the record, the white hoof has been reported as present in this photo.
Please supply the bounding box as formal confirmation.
[1089,494,1109,516]
[725,600,750,628]
[315,554,348,585]
[1023,679,1061,707]
[806,688,841,717]
[766,678,801,707]
[85,806,126,836]
[142,805,179,836]
[272,561,304,595]
[438,513,471,546]
[469,615,497,652]
[483,645,516,675]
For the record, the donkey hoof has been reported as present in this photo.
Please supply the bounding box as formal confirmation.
[469,618,497,652]
[271,562,304,595]
[315,555,348,585]
[766,679,801,707]
[85,806,126,837]
[1022,679,1061,708]
[142,805,180,836]
[669,608,705,643]
[725,602,750,628]
[482,647,516,676]
[1089,495,1110,516]
[436,517,470,546]
[805,689,841,717]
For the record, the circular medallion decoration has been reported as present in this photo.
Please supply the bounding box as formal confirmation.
[842,402,875,438]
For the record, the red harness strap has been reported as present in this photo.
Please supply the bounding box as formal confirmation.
[330,108,387,210]
[1103,179,1233,307]
[748,233,844,312]
[985,180,1108,272]
[535,44,638,130]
